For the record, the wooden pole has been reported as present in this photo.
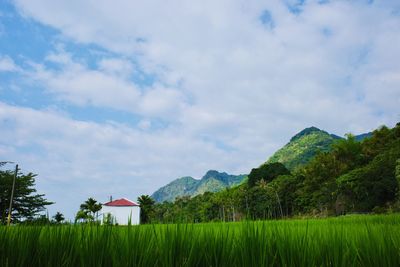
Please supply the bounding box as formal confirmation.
[7,164,18,226]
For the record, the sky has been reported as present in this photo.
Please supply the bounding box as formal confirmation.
[0,0,399,220]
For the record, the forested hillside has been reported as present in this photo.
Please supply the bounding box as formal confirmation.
[152,127,370,203]
[151,170,246,202]
[148,123,400,223]
[266,126,370,170]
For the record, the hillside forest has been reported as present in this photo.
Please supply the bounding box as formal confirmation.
[147,123,400,223]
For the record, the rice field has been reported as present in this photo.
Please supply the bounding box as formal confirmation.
[0,214,399,267]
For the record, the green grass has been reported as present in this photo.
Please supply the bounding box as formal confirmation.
[1,214,399,267]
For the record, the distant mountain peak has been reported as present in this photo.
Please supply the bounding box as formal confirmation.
[290,126,326,142]
[175,176,196,182]
[151,170,246,202]
[268,127,341,170]
[204,170,224,178]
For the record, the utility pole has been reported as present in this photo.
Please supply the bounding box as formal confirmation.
[7,164,18,226]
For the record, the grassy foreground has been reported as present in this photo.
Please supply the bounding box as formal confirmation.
[0,214,399,267]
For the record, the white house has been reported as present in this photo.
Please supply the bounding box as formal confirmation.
[101,198,140,225]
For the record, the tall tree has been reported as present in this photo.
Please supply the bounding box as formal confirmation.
[248,162,290,187]
[137,195,155,224]
[0,168,53,224]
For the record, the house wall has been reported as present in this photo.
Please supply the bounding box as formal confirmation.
[101,206,140,225]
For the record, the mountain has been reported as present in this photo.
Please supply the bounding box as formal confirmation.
[151,170,246,203]
[354,132,372,141]
[266,127,372,170]
[266,127,342,170]
[152,127,373,203]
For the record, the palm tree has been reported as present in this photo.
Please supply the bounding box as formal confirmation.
[75,210,90,223]
[137,195,155,224]
[53,212,65,224]
[79,197,102,222]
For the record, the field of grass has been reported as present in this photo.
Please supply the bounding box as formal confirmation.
[0,214,399,267]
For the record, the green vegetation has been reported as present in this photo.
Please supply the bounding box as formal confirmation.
[149,123,400,223]
[248,162,290,187]
[0,166,52,224]
[137,195,155,224]
[151,170,246,203]
[266,127,342,170]
[0,214,399,266]
[151,127,369,204]
[75,198,102,223]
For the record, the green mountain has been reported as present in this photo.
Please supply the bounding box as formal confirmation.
[354,132,372,141]
[149,123,400,223]
[266,127,371,170]
[266,127,342,170]
[152,127,371,203]
[151,170,246,203]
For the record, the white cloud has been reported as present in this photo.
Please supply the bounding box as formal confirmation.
[31,51,141,110]
[13,1,400,134]
[138,86,186,118]
[137,119,151,130]
[11,0,400,145]
[0,55,20,72]
[98,58,134,77]
[28,50,188,118]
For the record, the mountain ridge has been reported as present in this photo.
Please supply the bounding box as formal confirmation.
[151,170,247,202]
[152,127,372,202]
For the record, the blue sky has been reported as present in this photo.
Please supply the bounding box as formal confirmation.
[1,0,400,219]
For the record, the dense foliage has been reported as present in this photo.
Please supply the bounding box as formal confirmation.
[248,162,290,187]
[1,214,399,267]
[148,123,400,223]
[266,127,341,170]
[75,198,102,223]
[137,195,155,224]
[0,167,52,224]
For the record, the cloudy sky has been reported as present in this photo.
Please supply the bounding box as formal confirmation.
[0,0,399,219]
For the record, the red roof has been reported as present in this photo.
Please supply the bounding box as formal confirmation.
[104,198,139,207]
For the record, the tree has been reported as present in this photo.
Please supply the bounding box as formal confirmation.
[396,159,400,200]
[269,174,301,217]
[332,134,363,167]
[77,197,102,223]
[75,210,91,223]
[0,168,53,224]
[248,162,290,187]
[298,152,340,213]
[53,212,65,224]
[246,184,275,219]
[137,195,155,224]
